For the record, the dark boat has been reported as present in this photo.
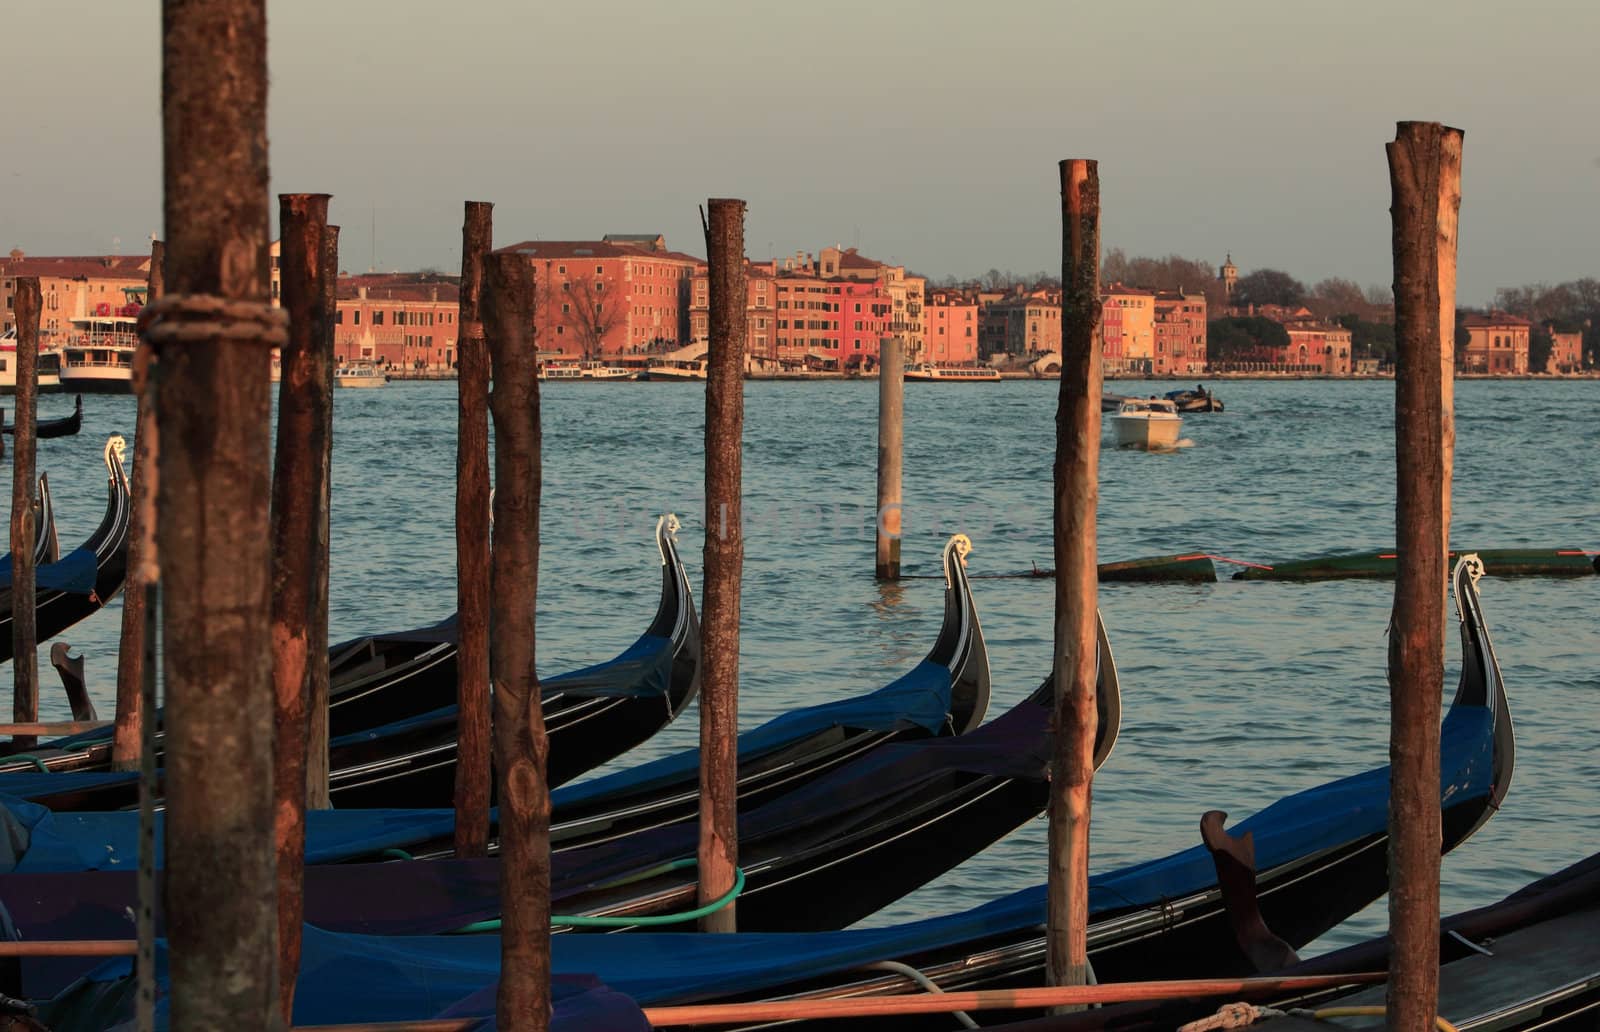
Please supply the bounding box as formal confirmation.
[0,473,63,595]
[996,851,1600,1032]
[1165,385,1223,412]
[0,437,128,670]
[0,515,700,797]
[1,396,83,439]
[2,559,1512,1026]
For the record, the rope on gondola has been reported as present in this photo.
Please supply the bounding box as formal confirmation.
[447,859,746,932]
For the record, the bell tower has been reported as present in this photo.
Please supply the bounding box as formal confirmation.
[1219,253,1238,301]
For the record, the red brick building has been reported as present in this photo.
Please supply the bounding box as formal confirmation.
[688,262,776,358]
[334,274,461,369]
[498,235,701,358]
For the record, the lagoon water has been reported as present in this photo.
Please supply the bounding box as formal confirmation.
[10,378,1599,952]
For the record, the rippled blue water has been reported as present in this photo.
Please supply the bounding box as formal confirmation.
[8,378,1599,952]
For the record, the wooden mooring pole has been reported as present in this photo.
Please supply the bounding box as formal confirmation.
[875,336,904,580]
[9,277,41,752]
[134,241,164,1032]
[453,201,493,859]
[698,198,746,933]
[483,252,549,1031]
[157,0,281,1027]
[309,224,338,808]
[112,241,164,772]
[1385,120,1462,1032]
[272,192,335,1022]
[1047,158,1102,997]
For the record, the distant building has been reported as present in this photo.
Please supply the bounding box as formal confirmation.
[688,262,776,359]
[0,248,151,341]
[1218,254,1237,301]
[1548,330,1583,374]
[1152,290,1207,375]
[1101,284,1155,373]
[923,290,980,365]
[818,246,926,360]
[771,265,891,369]
[1278,320,1353,375]
[1460,312,1531,374]
[498,236,701,358]
[981,289,1060,359]
[334,274,460,369]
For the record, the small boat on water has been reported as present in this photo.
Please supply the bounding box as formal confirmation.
[644,358,707,381]
[334,361,387,388]
[1111,397,1183,449]
[539,360,637,381]
[1166,385,1223,412]
[2,395,83,439]
[904,362,1002,382]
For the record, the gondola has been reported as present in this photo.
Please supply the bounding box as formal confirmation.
[0,515,700,797]
[0,472,63,598]
[0,396,83,439]
[0,530,977,818]
[1,559,1512,1026]
[986,849,1600,1032]
[0,437,128,669]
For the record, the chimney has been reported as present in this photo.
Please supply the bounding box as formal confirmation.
[359,286,368,300]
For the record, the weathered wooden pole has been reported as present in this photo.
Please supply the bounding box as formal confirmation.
[483,252,549,1031]
[156,1,281,1028]
[112,241,164,772]
[308,225,338,809]
[453,201,493,859]
[1047,158,1102,996]
[1385,120,1462,1032]
[698,198,746,933]
[271,192,335,1022]
[9,277,41,751]
[133,243,164,1032]
[875,337,904,580]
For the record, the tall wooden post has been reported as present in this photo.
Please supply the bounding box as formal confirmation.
[699,198,746,933]
[271,192,335,1022]
[158,1,280,1028]
[1385,120,1462,1032]
[483,252,549,1031]
[875,337,904,580]
[308,225,338,808]
[1047,158,1102,994]
[112,241,164,771]
[9,277,41,751]
[133,241,164,1032]
[453,201,494,859]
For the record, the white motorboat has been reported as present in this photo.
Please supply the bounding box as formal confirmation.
[644,359,707,381]
[903,362,1002,382]
[334,361,388,389]
[1110,397,1183,450]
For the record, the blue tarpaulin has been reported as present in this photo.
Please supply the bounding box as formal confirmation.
[0,547,97,595]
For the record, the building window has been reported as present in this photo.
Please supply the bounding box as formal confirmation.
[372,311,382,325]
[596,265,604,276]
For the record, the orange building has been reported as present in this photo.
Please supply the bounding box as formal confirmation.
[1548,330,1583,374]
[498,236,701,358]
[1101,285,1155,373]
[1460,312,1531,374]
[923,290,980,365]
[334,275,461,369]
[1,249,152,342]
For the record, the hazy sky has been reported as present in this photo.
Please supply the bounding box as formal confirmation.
[7,0,1596,303]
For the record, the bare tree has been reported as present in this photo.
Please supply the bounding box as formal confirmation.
[539,271,624,359]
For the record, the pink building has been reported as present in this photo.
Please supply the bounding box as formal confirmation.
[1276,320,1353,375]
[1548,330,1583,374]
[1152,291,1207,375]
[923,290,979,365]
[772,270,892,369]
